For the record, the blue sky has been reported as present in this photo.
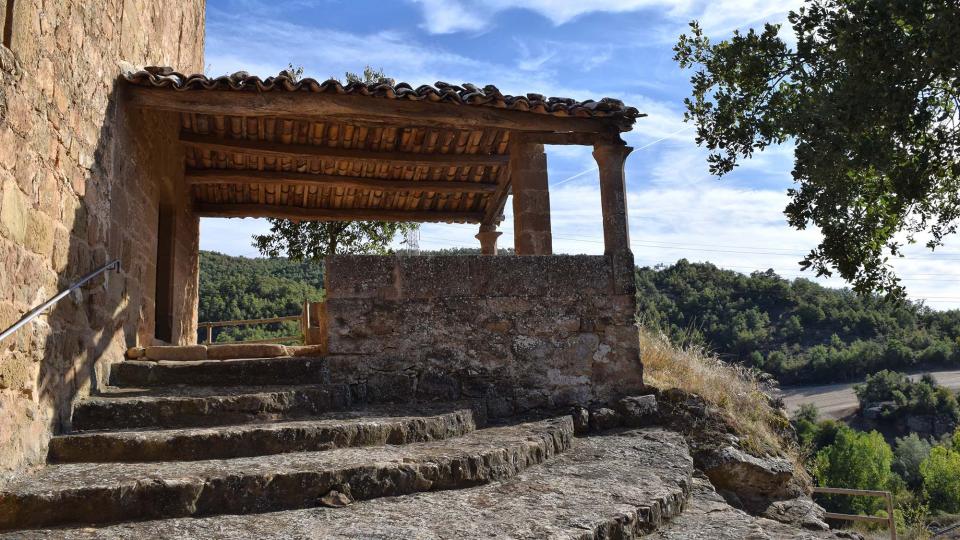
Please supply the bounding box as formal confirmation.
[199,0,960,308]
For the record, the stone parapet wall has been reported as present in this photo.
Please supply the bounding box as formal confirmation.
[0,0,204,477]
[325,255,643,415]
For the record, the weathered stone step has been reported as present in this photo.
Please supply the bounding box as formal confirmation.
[71,384,353,431]
[0,417,572,532]
[4,428,691,539]
[108,356,329,387]
[50,405,477,463]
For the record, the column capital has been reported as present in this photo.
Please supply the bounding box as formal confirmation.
[475,226,503,255]
[592,143,634,163]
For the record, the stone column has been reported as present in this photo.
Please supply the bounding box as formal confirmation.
[475,223,502,255]
[509,141,552,255]
[593,143,633,255]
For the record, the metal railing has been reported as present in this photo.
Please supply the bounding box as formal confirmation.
[0,259,121,343]
[812,486,896,540]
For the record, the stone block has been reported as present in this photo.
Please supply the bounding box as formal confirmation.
[206,343,288,360]
[0,185,28,243]
[589,407,621,432]
[144,345,207,362]
[614,395,659,428]
[366,372,416,403]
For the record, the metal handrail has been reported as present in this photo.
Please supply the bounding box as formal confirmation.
[0,259,121,343]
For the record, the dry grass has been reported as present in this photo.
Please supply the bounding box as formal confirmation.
[639,327,792,457]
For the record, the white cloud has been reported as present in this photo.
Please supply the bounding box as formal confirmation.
[408,0,804,36]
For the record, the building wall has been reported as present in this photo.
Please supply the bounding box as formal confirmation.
[324,255,643,416]
[0,0,204,477]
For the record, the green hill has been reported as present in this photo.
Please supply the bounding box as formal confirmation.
[636,260,960,384]
[198,251,324,343]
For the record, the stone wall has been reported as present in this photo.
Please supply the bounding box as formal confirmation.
[0,0,204,477]
[324,255,643,416]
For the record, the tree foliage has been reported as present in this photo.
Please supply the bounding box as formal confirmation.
[920,444,960,513]
[854,369,960,421]
[814,427,894,514]
[251,66,419,260]
[198,251,324,342]
[637,260,960,384]
[893,433,933,489]
[674,0,960,299]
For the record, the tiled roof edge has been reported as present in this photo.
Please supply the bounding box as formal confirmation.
[123,66,643,125]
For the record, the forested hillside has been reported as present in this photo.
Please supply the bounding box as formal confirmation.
[198,251,324,342]
[637,260,960,384]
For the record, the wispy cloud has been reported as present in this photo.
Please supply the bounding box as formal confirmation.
[408,0,804,36]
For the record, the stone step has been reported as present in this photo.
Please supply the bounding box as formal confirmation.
[108,356,329,387]
[71,384,353,431]
[0,417,572,532]
[4,427,692,539]
[50,405,478,463]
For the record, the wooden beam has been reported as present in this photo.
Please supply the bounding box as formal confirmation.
[194,203,484,223]
[482,158,512,226]
[513,131,624,146]
[180,132,509,167]
[186,169,498,194]
[128,86,624,134]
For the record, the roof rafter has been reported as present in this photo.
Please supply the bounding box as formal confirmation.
[194,203,484,223]
[186,169,498,194]
[180,132,509,167]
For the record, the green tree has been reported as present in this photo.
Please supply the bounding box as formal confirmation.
[252,65,419,260]
[920,445,960,513]
[892,434,933,489]
[814,427,894,514]
[674,1,960,299]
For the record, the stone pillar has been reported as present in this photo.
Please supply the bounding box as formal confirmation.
[475,223,502,255]
[593,143,633,255]
[509,141,552,255]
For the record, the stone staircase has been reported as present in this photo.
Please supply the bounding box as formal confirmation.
[0,348,840,538]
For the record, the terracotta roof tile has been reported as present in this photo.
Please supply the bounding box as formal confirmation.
[123,66,642,126]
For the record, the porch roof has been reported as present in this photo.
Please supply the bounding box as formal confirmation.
[123,66,642,225]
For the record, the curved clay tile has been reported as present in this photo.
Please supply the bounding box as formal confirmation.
[122,66,643,124]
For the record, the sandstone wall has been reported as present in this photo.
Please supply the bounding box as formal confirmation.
[324,255,643,416]
[0,0,204,477]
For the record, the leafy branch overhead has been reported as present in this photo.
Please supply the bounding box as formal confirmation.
[253,65,418,260]
[674,0,960,299]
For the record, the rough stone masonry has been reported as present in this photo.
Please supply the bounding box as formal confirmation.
[324,254,644,416]
[0,0,204,477]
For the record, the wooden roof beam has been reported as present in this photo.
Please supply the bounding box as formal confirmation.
[186,169,499,194]
[128,86,623,134]
[194,203,485,223]
[180,132,509,167]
